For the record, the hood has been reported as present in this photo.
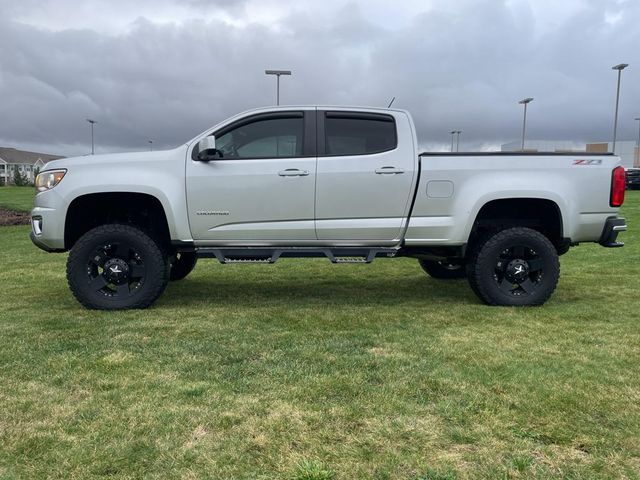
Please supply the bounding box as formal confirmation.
[44,145,188,171]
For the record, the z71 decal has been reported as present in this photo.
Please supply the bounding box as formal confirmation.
[573,159,602,165]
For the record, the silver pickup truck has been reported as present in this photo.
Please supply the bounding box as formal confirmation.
[30,106,627,310]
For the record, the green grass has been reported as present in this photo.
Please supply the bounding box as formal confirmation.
[0,192,639,479]
[0,186,34,212]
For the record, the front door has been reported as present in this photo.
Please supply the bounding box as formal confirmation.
[186,110,317,243]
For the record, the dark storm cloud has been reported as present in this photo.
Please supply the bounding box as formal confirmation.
[0,0,638,155]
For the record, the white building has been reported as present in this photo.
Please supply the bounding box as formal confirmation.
[0,147,64,185]
[501,140,639,169]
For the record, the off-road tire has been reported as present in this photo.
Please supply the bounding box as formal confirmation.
[169,252,198,281]
[67,224,170,310]
[466,227,560,306]
[418,259,466,279]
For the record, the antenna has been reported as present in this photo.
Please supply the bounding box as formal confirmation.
[387,97,396,108]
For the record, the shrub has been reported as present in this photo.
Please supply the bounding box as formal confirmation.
[12,168,30,186]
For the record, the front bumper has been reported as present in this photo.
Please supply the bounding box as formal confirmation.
[29,230,64,252]
[599,216,626,248]
[29,204,66,252]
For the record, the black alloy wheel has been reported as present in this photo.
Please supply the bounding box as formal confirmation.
[67,224,169,310]
[86,242,147,298]
[467,227,560,306]
[493,245,543,296]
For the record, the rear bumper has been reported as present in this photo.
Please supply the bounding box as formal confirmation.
[599,216,626,248]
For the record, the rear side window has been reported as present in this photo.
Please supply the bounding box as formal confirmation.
[324,112,397,156]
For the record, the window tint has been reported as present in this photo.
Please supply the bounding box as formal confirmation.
[324,113,396,156]
[215,116,304,159]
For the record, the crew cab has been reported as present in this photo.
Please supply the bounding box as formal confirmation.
[30,106,627,309]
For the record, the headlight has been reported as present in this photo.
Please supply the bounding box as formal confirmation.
[35,169,66,192]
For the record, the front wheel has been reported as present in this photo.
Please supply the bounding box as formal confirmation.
[418,259,466,279]
[66,224,170,310]
[467,227,559,306]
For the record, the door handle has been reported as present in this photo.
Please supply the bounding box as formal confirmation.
[375,166,405,174]
[278,169,309,177]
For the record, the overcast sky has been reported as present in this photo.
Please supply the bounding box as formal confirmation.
[0,0,638,156]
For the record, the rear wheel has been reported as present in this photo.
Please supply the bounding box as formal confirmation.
[66,224,170,310]
[169,252,198,281]
[467,227,559,306]
[418,259,466,279]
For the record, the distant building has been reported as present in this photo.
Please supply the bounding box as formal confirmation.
[501,140,639,169]
[584,142,638,170]
[0,148,64,185]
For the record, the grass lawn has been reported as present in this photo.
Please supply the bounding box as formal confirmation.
[0,191,638,479]
[0,186,35,213]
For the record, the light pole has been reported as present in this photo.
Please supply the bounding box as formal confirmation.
[265,70,292,106]
[635,117,640,165]
[455,130,461,152]
[86,119,97,155]
[519,98,533,151]
[611,63,628,154]
[148,140,153,152]
[450,131,456,152]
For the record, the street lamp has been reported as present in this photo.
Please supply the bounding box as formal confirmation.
[611,63,628,154]
[635,117,640,165]
[86,119,97,155]
[265,69,292,106]
[518,97,533,151]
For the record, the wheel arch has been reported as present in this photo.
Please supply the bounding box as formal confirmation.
[64,192,171,250]
[467,197,566,252]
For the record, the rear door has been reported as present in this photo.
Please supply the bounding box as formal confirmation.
[314,110,417,242]
[186,110,317,243]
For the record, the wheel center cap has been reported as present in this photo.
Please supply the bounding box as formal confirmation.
[505,259,529,282]
[103,258,130,284]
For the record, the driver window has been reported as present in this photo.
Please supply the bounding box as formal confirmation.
[215,116,304,159]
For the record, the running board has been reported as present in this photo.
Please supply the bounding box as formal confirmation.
[196,247,399,264]
[223,258,273,264]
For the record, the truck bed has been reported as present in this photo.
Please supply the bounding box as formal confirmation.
[404,152,621,246]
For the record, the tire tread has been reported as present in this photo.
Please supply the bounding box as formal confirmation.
[66,224,169,310]
[467,227,560,306]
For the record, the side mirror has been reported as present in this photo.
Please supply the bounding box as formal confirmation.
[196,136,219,161]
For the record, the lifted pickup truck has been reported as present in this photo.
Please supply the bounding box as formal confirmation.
[31,106,627,309]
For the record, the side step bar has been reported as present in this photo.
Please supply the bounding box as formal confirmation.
[196,247,400,264]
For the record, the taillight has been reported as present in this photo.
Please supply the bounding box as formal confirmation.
[610,166,625,207]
